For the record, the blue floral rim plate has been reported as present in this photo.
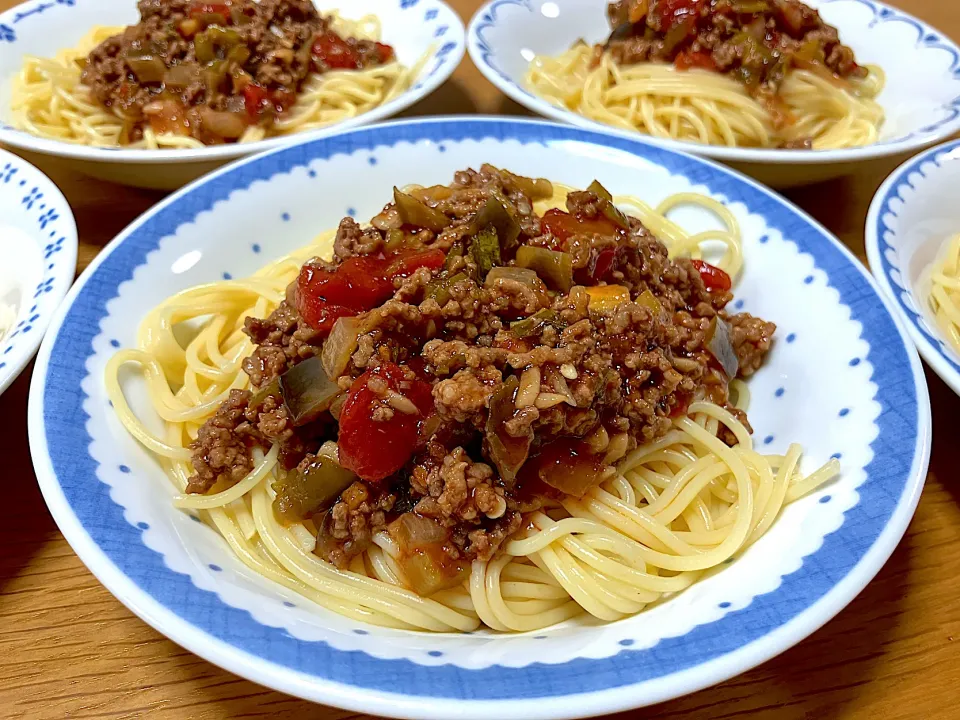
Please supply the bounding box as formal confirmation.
[28,118,929,719]
[0,147,76,397]
[866,138,960,397]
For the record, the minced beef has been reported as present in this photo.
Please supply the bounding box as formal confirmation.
[187,165,776,575]
[242,301,324,388]
[188,389,254,494]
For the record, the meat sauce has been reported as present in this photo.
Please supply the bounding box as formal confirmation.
[187,166,776,595]
[81,0,395,145]
[602,0,867,132]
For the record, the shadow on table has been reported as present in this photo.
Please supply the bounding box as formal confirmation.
[397,78,481,119]
[398,79,537,119]
[0,364,60,594]
[493,94,539,119]
[926,366,960,506]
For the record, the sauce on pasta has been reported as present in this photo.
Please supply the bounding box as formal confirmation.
[106,167,839,631]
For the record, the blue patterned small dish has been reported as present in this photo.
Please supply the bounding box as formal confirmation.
[467,0,960,187]
[866,138,960,398]
[0,0,465,189]
[0,147,76,397]
[28,118,929,718]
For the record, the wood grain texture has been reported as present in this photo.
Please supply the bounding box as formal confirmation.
[1,1,959,718]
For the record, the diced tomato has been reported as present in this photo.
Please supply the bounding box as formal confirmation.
[243,84,296,119]
[388,248,446,277]
[271,89,297,113]
[541,208,619,245]
[189,2,230,18]
[691,259,732,292]
[652,0,704,27]
[374,42,395,64]
[296,297,357,335]
[337,362,435,481]
[297,248,446,333]
[312,31,361,69]
[296,262,380,332]
[243,84,271,118]
[675,49,716,71]
[576,246,618,285]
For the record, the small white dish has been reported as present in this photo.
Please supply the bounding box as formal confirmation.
[866,138,960,397]
[29,117,929,718]
[0,0,465,190]
[0,146,77,397]
[467,0,960,187]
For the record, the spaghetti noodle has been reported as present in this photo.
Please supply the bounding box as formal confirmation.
[10,12,421,149]
[527,46,884,149]
[105,175,838,632]
[925,232,960,354]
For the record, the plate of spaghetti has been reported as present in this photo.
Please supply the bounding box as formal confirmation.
[0,0,464,189]
[868,137,960,399]
[467,0,960,186]
[0,147,77,399]
[30,117,928,718]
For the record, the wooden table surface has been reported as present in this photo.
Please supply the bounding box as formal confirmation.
[2,1,960,718]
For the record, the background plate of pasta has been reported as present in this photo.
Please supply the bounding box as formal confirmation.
[0,147,76,399]
[28,117,929,719]
[467,0,960,187]
[0,0,465,189]
[867,137,960,400]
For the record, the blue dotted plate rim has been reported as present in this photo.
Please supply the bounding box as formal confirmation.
[466,0,960,164]
[867,137,960,396]
[0,147,77,398]
[0,0,466,163]
[28,117,930,718]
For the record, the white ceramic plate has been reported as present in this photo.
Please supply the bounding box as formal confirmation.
[0,146,76,397]
[0,0,465,189]
[29,117,929,719]
[866,138,960,397]
[467,0,960,187]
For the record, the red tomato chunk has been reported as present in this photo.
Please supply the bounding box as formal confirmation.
[338,362,435,481]
[675,49,717,71]
[374,42,395,64]
[312,32,361,69]
[541,208,619,244]
[297,249,445,333]
[691,259,732,292]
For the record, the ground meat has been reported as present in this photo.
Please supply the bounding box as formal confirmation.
[187,389,254,494]
[727,312,777,377]
[81,0,393,146]
[242,301,324,387]
[408,445,516,560]
[190,165,774,571]
[433,366,502,424]
[462,511,522,561]
[322,481,396,567]
[334,217,384,260]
